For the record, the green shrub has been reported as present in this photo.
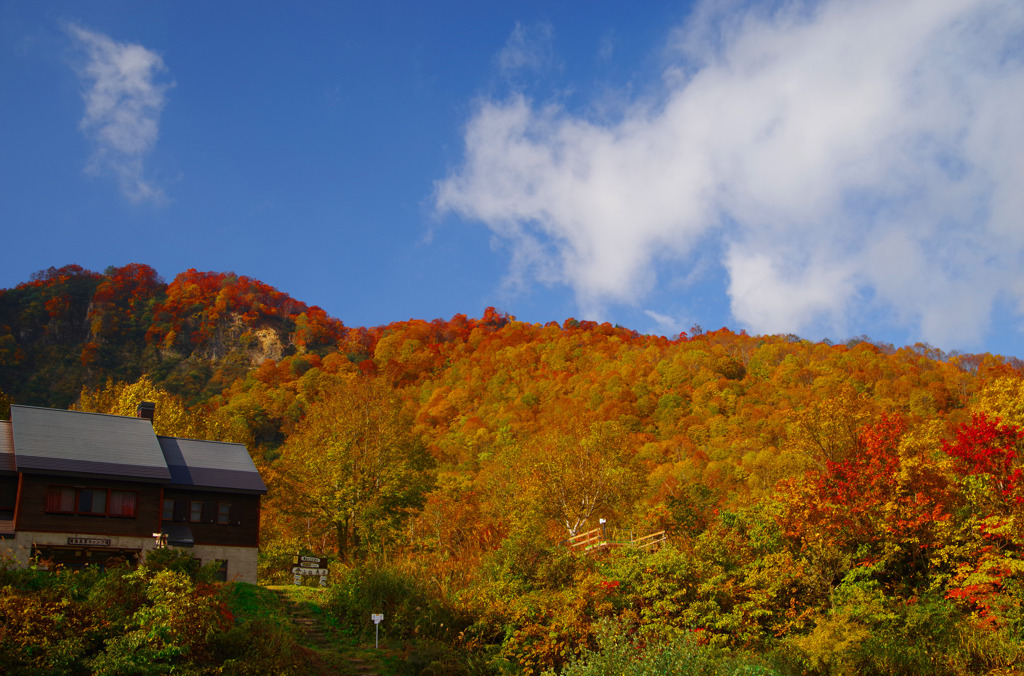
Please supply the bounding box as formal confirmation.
[326,560,473,648]
[87,569,231,675]
[214,617,321,675]
[0,586,100,675]
[0,552,320,675]
[482,528,587,593]
[552,618,781,676]
[143,547,201,577]
[256,540,301,585]
[86,566,150,634]
[405,638,469,676]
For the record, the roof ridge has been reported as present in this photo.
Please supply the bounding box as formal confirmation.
[11,404,152,422]
[157,435,245,446]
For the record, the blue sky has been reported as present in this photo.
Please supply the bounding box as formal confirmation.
[2,1,1024,358]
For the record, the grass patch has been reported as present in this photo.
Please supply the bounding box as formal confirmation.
[224,582,283,622]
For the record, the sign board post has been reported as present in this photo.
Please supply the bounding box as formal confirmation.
[371,613,384,649]
[290,555,329,587]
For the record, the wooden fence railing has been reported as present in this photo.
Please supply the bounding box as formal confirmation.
[565,527,668,554]
[632,530,667,550]
[566,526,603,550]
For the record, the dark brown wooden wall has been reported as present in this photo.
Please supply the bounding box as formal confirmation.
[0,476,17,511]
[162,490,261,548]
[16,474,162,537]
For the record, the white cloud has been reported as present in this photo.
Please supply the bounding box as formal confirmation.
[436,0,1024,348]
[67,24,173,203]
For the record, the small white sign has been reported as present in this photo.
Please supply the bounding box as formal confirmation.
[371,613,384,624]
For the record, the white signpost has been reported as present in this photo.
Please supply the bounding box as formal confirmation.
[371,613,384,649]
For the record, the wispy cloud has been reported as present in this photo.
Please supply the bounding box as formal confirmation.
[437,0,1024,348]
[644,309,686,337]
[596,31,616,63]
[66,24,173,203]
[497,22,558,76]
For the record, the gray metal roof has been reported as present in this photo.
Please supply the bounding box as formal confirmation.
[10,405,171,481]
[158,436,267,494]
[0,421,14,474]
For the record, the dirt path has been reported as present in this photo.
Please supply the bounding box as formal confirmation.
[268,586,391,676]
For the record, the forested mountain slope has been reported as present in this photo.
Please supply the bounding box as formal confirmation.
[3,263,1024,674]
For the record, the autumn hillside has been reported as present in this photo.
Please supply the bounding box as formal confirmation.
[2,263,1024,674]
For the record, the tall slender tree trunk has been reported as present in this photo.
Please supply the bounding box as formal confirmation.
[336,518,349,561]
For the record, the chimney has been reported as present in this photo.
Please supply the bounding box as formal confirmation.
[136,401,156,423]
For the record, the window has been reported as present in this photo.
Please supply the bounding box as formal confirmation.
[212,559,228,582]
[79,489,107,515]
[183,499,233,525]
[45,487,76,513]
[108,491,137,517]
[45,486,138,517]
[162,498,174,521]
[165,497,189,522]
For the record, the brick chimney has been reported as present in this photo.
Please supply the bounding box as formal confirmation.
[136,401,156,423]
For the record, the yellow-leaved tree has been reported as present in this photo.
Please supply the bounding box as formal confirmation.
[522,413,643,536]
[972,376,1024,427]
[270,375,434,561]
[74,376,229,440]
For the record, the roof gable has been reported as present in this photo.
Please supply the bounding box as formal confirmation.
[158,436,267,494]
[10,405,171,481]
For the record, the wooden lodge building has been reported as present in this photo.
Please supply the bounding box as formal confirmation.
[0,403,266,583]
